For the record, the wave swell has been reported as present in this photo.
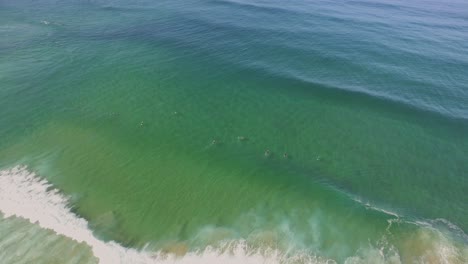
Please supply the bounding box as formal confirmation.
[0,166,466,263]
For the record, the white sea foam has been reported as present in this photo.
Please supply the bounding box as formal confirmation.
[0,166,330,264]
[0,166,147,263]
[0,166,466,264]
[351,196,400,219]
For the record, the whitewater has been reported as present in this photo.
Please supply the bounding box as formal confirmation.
[1,166,466,264]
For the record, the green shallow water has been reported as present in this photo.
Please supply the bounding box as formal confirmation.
[1,0,468,262]
[0,214,98,264]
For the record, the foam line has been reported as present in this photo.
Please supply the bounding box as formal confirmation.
[0,166,330,264]
[1,166,466,264]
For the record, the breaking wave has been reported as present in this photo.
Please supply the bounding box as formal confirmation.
[0,166,466,263]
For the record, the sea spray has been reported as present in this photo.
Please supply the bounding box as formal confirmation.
[1,166,466,263]
[0,166,331,263]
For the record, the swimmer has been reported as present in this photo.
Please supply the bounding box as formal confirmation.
[237,136,247,141]
[264,149,271,157]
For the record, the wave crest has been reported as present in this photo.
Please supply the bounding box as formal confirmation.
[0,166,466,263]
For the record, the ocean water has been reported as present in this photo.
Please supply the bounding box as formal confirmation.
[0,0,467,263]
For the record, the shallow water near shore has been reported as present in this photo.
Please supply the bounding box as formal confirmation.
[1,0,467,263]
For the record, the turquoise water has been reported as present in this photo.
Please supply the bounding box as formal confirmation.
[0,0,467,263]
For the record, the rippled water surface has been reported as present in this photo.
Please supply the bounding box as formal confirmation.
[0,0,467,263]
